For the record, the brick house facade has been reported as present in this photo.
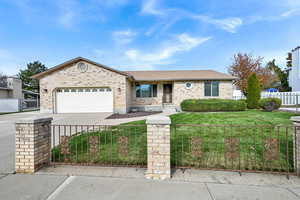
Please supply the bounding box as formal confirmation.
[32,57,235,114]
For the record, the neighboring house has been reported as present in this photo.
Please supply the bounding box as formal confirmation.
[0,76,23,112]
[289,46,300,92]
[0,77,22,99]
[32,57,235,114]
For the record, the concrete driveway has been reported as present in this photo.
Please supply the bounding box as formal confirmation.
[0,111,115,174]
[0,111,44,174]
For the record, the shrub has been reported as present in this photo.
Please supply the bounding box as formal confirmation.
[259,98,282,112]
[238,99,247,107]
[180,99,247,112]
[247,73,261,109]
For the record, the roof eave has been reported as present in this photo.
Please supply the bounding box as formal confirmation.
[133,78,236,81]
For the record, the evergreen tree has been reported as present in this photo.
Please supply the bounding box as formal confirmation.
[247,73,261,109]
[18,61,47,92]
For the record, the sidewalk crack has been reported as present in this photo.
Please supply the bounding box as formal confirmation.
[286,187,300,199]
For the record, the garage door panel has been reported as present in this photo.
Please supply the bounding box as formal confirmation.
[56,88,113,113]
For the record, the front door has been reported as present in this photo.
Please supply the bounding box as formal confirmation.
[163,84,173,103]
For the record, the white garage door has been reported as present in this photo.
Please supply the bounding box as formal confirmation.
[56,88,113,113]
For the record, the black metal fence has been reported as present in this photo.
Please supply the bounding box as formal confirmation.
[50,123,297,175]
[171,124,295,175]
[51,125,147,167]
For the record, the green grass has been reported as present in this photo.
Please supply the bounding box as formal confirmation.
[52,125,147,166]
[52,110,300,172]
[123,110,299,126]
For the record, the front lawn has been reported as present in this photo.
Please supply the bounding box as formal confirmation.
[124,110,299,126]
[170,110,298,126]
[52,125,147,166]
[125,110,299,172]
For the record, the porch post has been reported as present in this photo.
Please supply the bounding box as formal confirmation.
[145,115,171,180]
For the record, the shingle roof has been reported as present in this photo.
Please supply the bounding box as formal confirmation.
[31,57,236,81]
[124,70,236,81]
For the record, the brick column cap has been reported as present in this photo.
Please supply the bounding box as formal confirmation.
[291,116,300,123]
[146,115,171,125]
[16,117,53,124]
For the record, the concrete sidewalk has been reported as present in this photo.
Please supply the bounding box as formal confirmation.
[1,167,300,200]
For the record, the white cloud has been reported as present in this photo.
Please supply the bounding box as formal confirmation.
[125,33,211,65]
[141,0,243,34]
[281,8,300,17]
[112,30,137,45]
[57,0,78,28]
[141,0,163,16]
[194,16,243,33]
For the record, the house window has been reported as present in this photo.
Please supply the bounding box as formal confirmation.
[204,81,219,96]
[136,84,157,98]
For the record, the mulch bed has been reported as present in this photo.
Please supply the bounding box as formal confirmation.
[106,111,162,119]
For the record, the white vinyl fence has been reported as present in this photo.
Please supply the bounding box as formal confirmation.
[233,92,300,106]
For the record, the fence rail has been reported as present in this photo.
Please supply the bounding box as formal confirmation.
[51,124,147,167]
[171,124,295,175]
[233,92,300,106]
[50,123,297,175]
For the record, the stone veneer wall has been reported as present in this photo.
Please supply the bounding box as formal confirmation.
[173,80,233,107]
[15,117,52,173]
[39,61,128,114]
[130,80,233,110]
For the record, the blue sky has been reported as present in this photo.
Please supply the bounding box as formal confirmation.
[0,0,299,75]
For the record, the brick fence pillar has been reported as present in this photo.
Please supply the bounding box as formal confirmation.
[292,116,300,176]
[15,117,53,173]
[145,115,171,180]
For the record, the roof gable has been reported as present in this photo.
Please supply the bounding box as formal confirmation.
[31,57,132,79]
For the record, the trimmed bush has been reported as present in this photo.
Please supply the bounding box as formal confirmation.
[247,73,261,109]
[180,99,247,112]
[259,98,282,112]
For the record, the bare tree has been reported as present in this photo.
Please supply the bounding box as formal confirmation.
[228,53,278,96]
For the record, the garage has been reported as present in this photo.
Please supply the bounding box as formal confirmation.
[56,88,113,113]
